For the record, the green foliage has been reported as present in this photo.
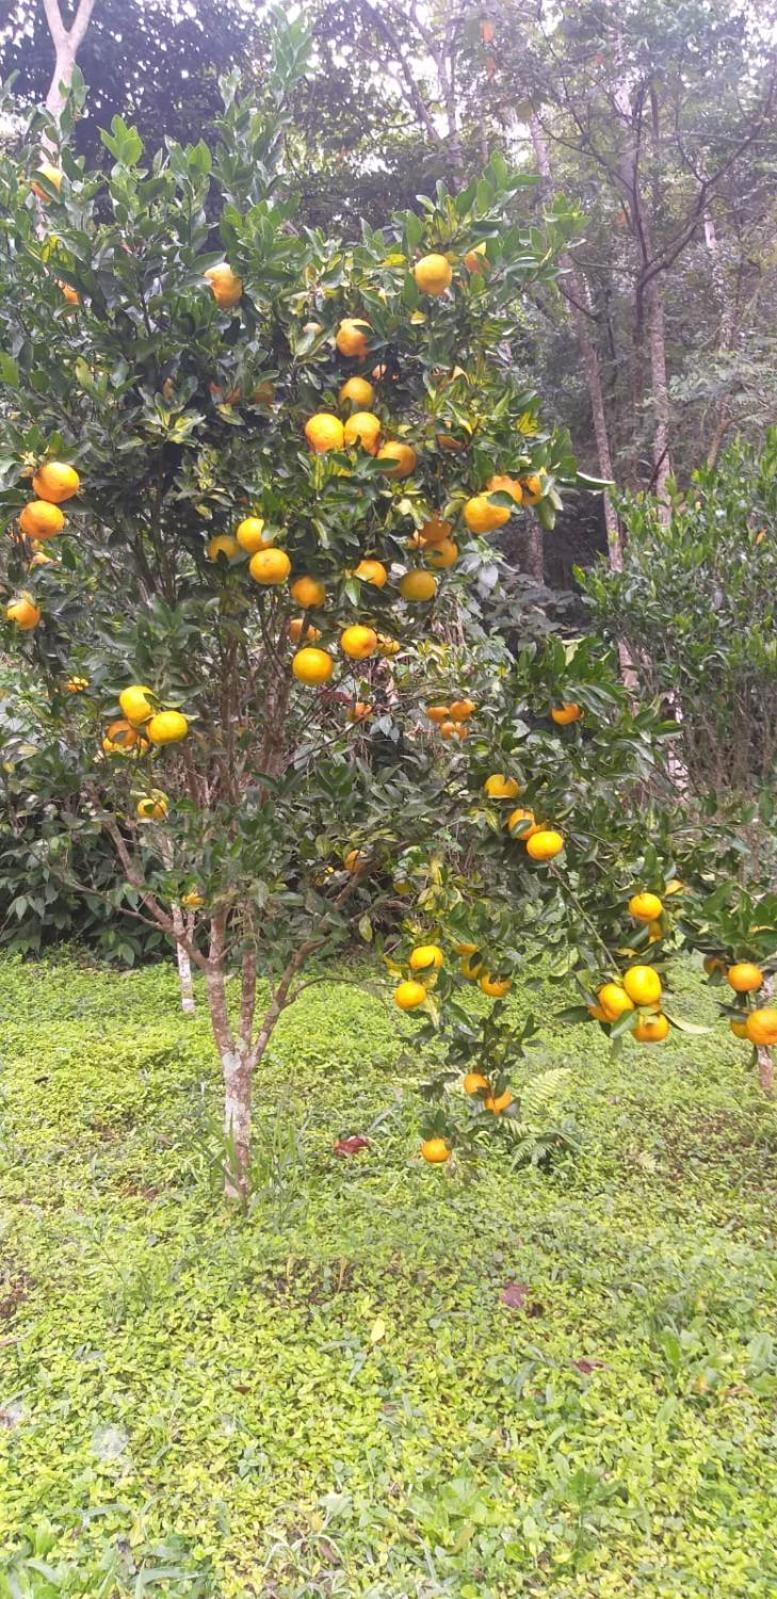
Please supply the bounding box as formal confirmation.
[1,952,777,1594]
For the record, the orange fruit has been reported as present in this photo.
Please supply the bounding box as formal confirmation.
[288,617,321,644]
[235,517,271,553]
[463,495,510,534]
[426,705,451,724]
[292,647,333,685]
[119,685,155,726]
[484,773,521,799]
[204,262,243,308]
[420,1137,450,1163]
[729,1019,749,1039]
[105,717,141,751]
[526,828,564,861]
[455,941,478,956]
[347,700,372,723]
[58,281,80,306]
[344,848,367,873]
[460,955,484,980]
[340,625,378,660]
[65,676,89,693]
[147,710,189,745]
[551,704,582,726]
[439,720,457,739]
[506,807,541,839]
[335,317,371,358]
[377,633,401,656]
[628,891,663,923]
[449,699,475,721]
[290,575,326,608]
[622,965,662,1007]
[339,376,375,408]
[463,1071,489,1094]
[413,254,453,295]
[419,517,453,546]
[30,162,62,200]
[424,538,458,568]
[207,534,238,562]
[522,473,544,504]
[31,462,79,503]
[633,1013,670,1043]
[305,412,345,453]
[19,501,65,540]
[394,979,427,1011]
[249,548,291,585]
[182,889,204,910]
[486,472,522,503]
[344,410,381,454]
[464,242,489,274]
[409,944,443,972]
[378,441,417,477]
[727,962,763,993]
[137,791,168,822]
[399,570,436,602]
[745,1008,777,1045]
[484,1089,513,1115]
[354,559,387,587]
[479,974,512,998]
[588,1004,608,1022]
[597,983,634,1021]
[6,594,41,630]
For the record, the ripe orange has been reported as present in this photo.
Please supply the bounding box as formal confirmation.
[463,242,489,274]
[6,594,41,630]
[622,965,662,1007]
[340,625,378,660]
[339,375,375,408]
[235,517,271,553]
[305,412,345,453]
[460,955,484,980]
[30,162,62,200]
[628,891,663,923]
[588,1003,608,1022]
[288,617,321,644]
[207,534,238,562]
[420,1137,450,1163]
[147,710,189,745]
[137,791,168,822]
[354,559,387,587]
[449,700,475,721]
[426,706,451,724]
[204,262,243,309]
[506,807,541,839]
[347,700,372,723]
[463,1071,489,1095]
[378,441,417,477]
[745,1008,777,1045]
[436,432,467,452]
[419,517,452,545]
[65,676,89,693]
[290,575,326,608]
[424,538,458,568]
[31,462,79,503]
[455,941,478,956]
[727,962,763,993]
[729,1019,749,1039]
[551,704,582,726]
[58,281,80,306]
[119,685,155,726]
[479,974,512,998]
[104,717,142,751]
[464,495,510,534]
[597,983,634,1021]
[399,570,436,602]
[19,501,65,540]
[249,548,291,585]
[484,1089,513,1115]
[633,1013,670,1043]
[486,472,522,503]
[413,254,452,295]
[394,979,427,1011]
[335,317,371,358]
[344,411,381,454]
[292,646,333,685]
[526,829,564,861]
[344,848,367,873]
[439,720,457,739]
[377,633,401,656]
[484,773,520,799]
[409,944,444,972]
[522,472,544,504]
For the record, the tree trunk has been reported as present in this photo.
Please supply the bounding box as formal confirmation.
[42,0,97,120]
[756,975,775,1097]
[645,275,672,516]
[171,904,195,1013]
[221,1045,254,1200]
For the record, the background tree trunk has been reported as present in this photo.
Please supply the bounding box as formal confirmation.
[42,0,97,119]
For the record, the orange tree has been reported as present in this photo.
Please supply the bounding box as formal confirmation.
[0,48,593,1197]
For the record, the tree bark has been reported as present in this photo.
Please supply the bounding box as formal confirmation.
[645,274,672,517]
[172,904,196,1013]
[42,0,97,119]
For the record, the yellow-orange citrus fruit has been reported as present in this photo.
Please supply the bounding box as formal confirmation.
[480,974,512,998]
[335,317,371,358]
[486,472,522,503]
[6,594,41,630]
[147,710,189,745]
[394,979,427,1011]
[305,412,345,453]
[484,1089,513,1115]
[597,983,634,1021]
[455,941,478,956]
[526,828,564,861]
[288,617,321,644]
[623,964,662,1007]
[419,517,453,546]
[426,705,450,724]
[290,575,326,608]
[414,254,453,295]
[344,848,367,873]
[588,1003,608,1022]
[31,162,63,200]
[463,1071,489,1094]
[378,441,417,477]
[460,954,484,979]
[399,570,436,602]
[207,534,238,562]
[463,494,510,534]
[463,241,488,273]
[439,720,457,739]
[137,791,168,822]
[339,375,375,409]
[628,891,664,922]
[551,703,582,726]
[340,625,378,660]
[506,807,541,839]
[105,717,141,750]
[31,462,79,503]
[449,699,475,721]
[119,685,155,726]
[344,410,381,454]
[354,558,387,587]
[347,700,372,723]
[65,676,89,693]
[729,1019,749,1039]
[182,889,204,909]
[425,538,458,568]
[235,517,271,553]
[19,501,65,540]
[421,1137,450,1163]
[522,472,544,504]
[204,262,243,308]
[436,432,467,452]
[292,646,333,685]
[633,1013,670,1043]
[377,633,401,656]
[727,962,763,993]
[409,944,443,972]
[484,773,520,799]
[249,548,291,585]
[58,280,80,305]
[745,1008,777,1045]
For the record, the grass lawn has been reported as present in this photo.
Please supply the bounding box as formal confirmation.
[1,952,776,1597]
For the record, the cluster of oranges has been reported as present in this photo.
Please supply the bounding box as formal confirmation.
[587,890,670,1042]
[100,685,190,817]
[426,698,476,740]
[703,957,777,1045]
[5,459,80,632]
[483,771,565,862]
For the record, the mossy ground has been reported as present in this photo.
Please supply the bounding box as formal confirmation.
[1,953,776,1597]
